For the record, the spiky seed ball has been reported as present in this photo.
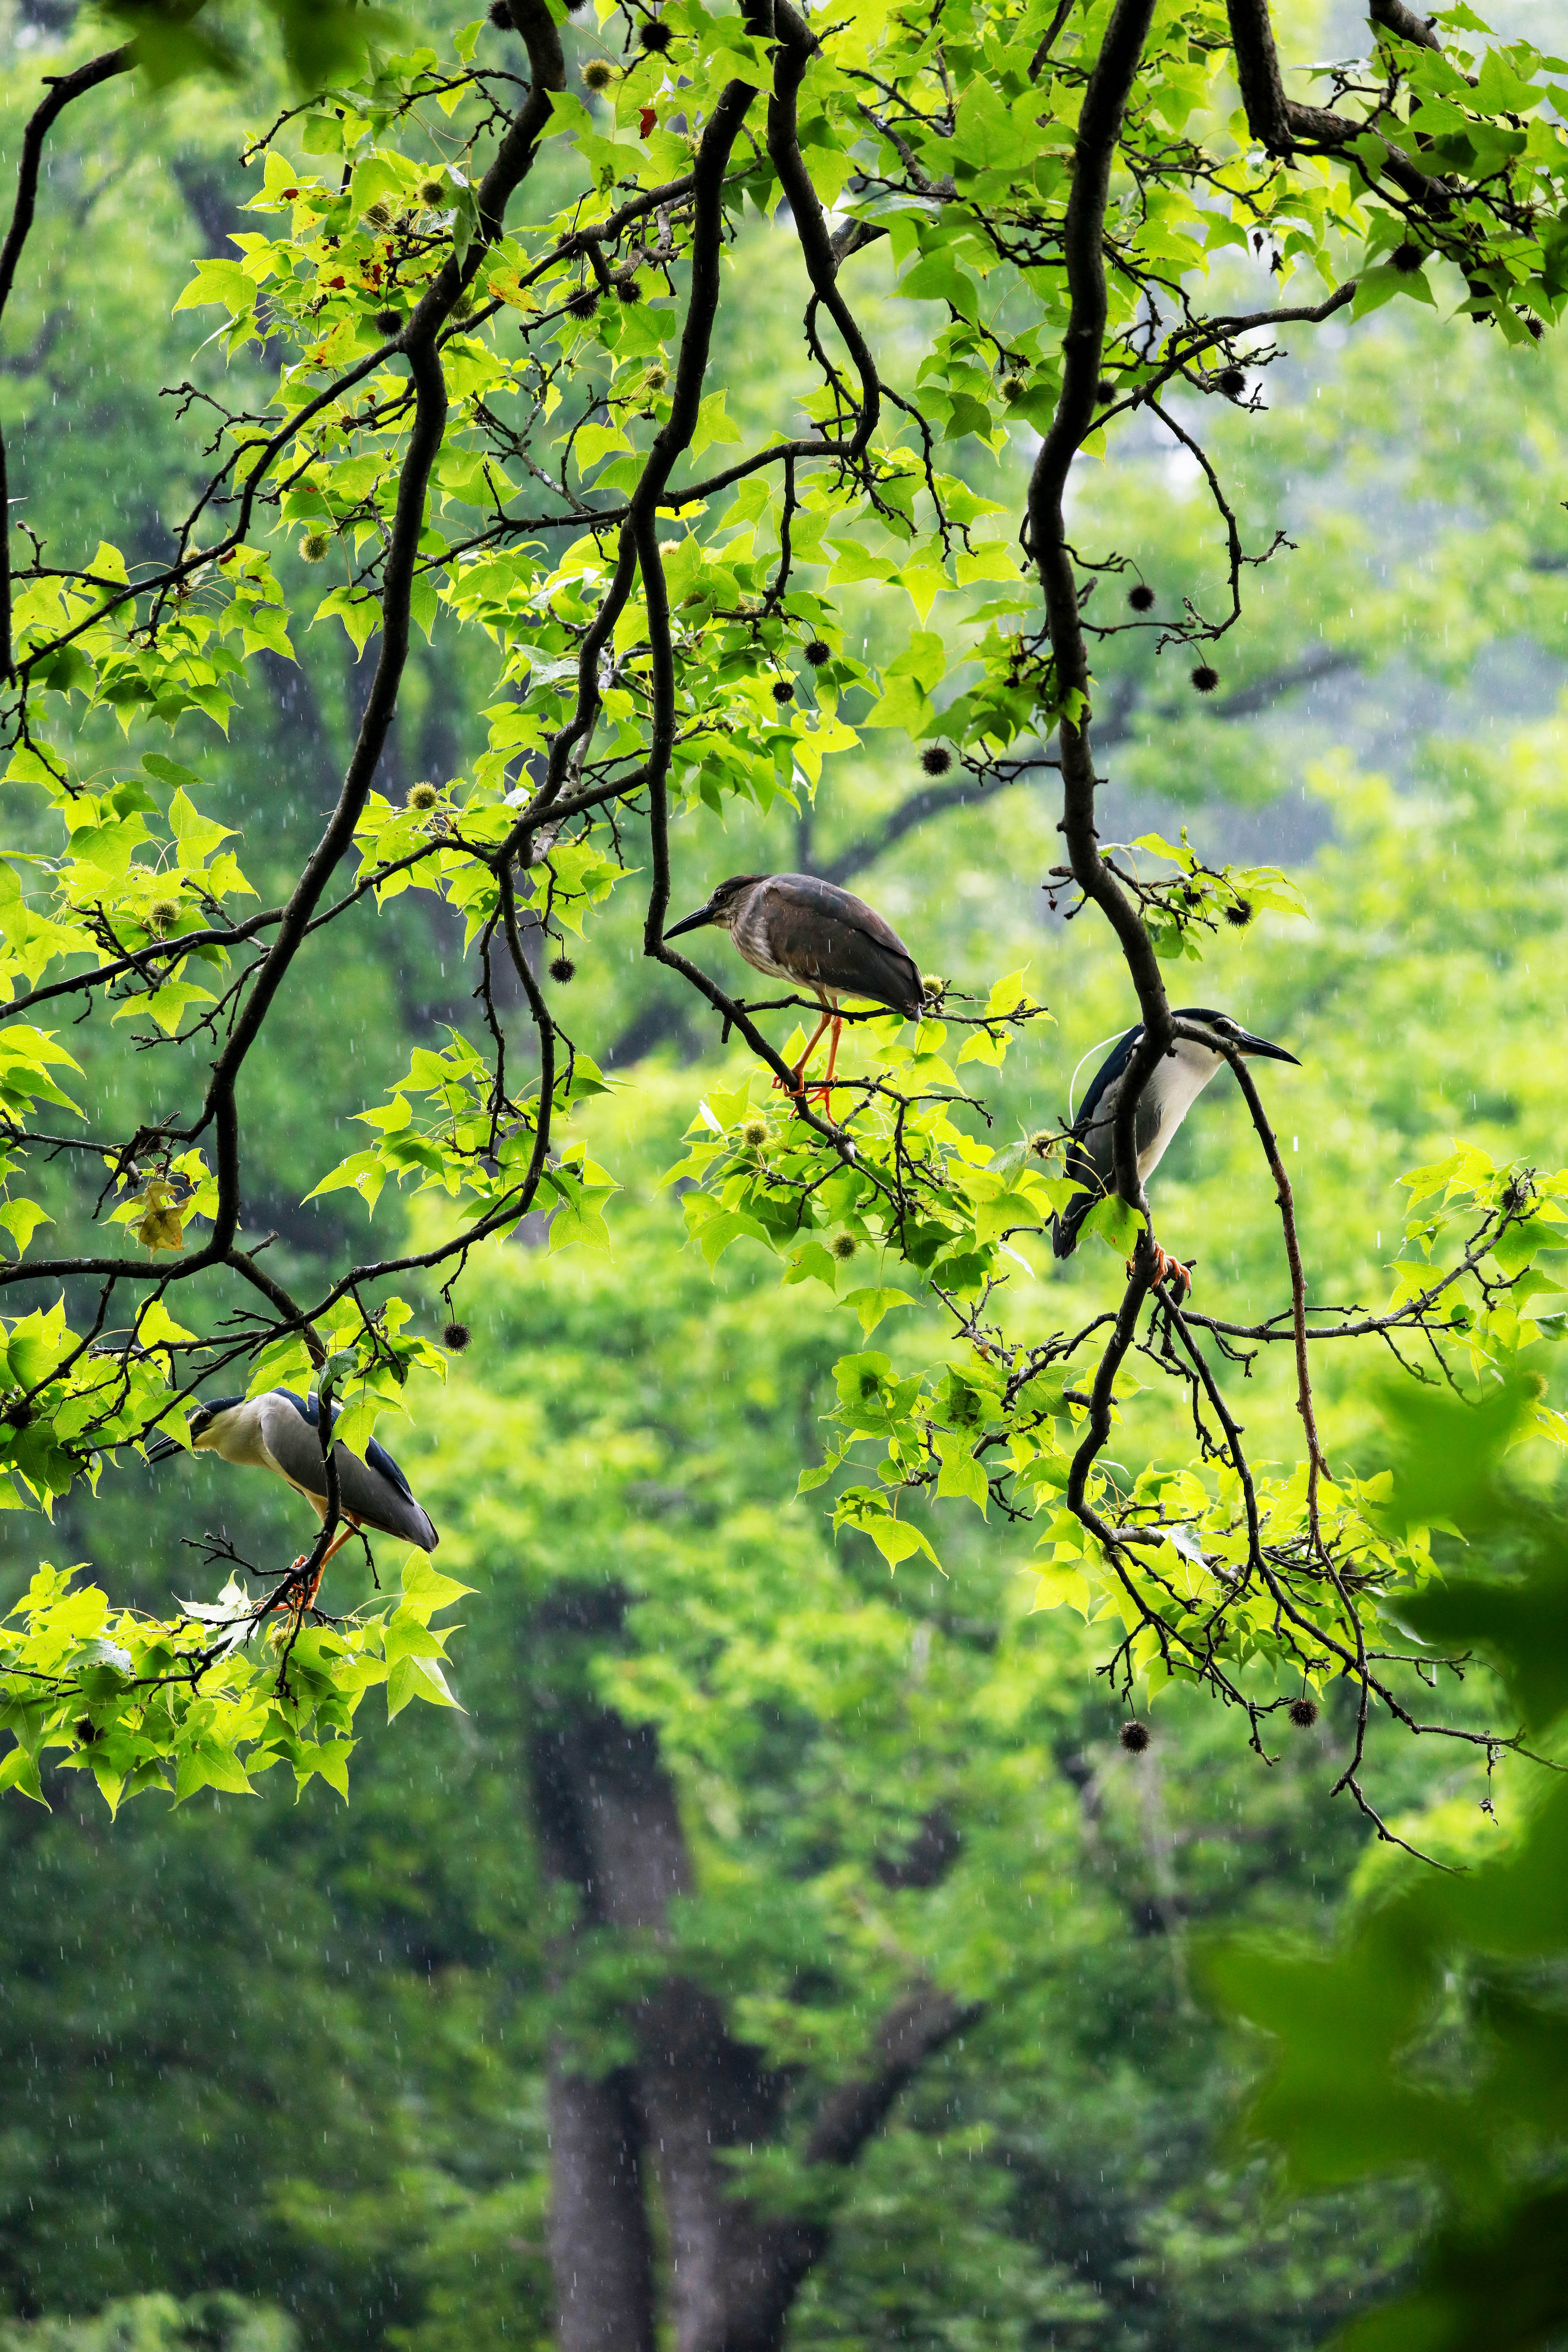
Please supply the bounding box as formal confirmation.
[1288,1696,1319,1729]
[1218,365,1246,396]
[1095,378,1116,402]
[487,0,512,22]
[638,16,674,49]
[1529,318,1545,341]
[449,290,477,322]
[442,1321,472,1353]
[581,58,617,92]
[772,679,795,704]
[1390,241,1423,273]
[1127,582,1155,612]
[417,177,447,206]
[644,363,669,391]
[1191,664,1220,694]
[1224,896,1254,929]
[75,1718,98,1744]
[1119,1720,1150,1754]
[742,1119,769,1148]
[567,286,600,319]
[407,781,440,811]
[362,199,393,232]
[1000,373,1026,400]
[833,1233,859,1262]
[1181,884,1203,907]
[548,954,576,983]
[804,639,831,667]
[920,744,953,776]
[301,530,331,563]
[615,273,642,304]
[375,307,402,335]
[147,897,180,936]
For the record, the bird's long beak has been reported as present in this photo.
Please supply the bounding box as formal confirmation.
[1237,1030,1300,1066]
[664,902,714,940]
[143,1433,187,1463]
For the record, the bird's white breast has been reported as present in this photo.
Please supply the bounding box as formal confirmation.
[1137,1041,1223,1181]
[206,1399,277,1470]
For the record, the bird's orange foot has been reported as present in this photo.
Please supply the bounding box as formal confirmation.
[269,1555,322,1623]
[1126,1248,1193,1298]
[1154,1245,1193,1297]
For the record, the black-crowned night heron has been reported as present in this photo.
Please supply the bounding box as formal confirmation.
[146,1387,437,1606]
[666,872,923,1104]
[1053,1008,1299,1284]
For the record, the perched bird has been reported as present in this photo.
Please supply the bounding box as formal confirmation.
[1053,1008,1299,1284]
[665,872,924,1106]
[146,1388,437,1609]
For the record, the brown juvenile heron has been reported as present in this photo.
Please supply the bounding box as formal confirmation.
[666,873,924,1106]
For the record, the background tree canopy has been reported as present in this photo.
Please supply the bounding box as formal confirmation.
[0,0,1567,2345]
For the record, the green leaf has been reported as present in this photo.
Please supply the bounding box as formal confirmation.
[387,1652,463,1718]
[691,389,742,456]
[843,1285,915,1337]
[167,788,237,870]
[0,1201,51,1260]
[1081,1194,1144,1256]
[172,259,256,318]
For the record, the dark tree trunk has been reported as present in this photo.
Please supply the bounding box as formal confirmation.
[547,2062,657,2352]
[527,1593,976,2352]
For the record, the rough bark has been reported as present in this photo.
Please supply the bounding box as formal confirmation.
[548,2064,657,2352]
[528,1593,974,2352]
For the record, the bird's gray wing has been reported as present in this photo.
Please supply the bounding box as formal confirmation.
[261,1395,438,1550]
[336,1445,439,1550]
[769,876,923,1016]
[363,1429,438,1547]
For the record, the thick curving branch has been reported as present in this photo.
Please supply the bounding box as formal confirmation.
[1369,0,1440,50]
[0,43,132,678]
[769,0,881,459]
[1026,0,1167,1221]
[1225,0,1447,209]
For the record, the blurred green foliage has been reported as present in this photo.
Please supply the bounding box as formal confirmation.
[1204,1378,1568,2352]
[0,2296,291,2352]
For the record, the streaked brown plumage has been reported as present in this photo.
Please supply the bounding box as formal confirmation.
[666,873,923,1104]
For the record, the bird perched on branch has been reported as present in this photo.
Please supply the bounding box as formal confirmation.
[146,1388,437,1609]
[1052,1009,1299,1285]
[665,872,924,1107]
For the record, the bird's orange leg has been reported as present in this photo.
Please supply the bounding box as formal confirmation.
[280,1519,362,1617]
[805,1016,845,1111]
[775,1005,833,1101]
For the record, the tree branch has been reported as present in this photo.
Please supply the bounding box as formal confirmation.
[0,43,131,678]
[1027,0,1169,1223]
[804,1982,979,2168]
